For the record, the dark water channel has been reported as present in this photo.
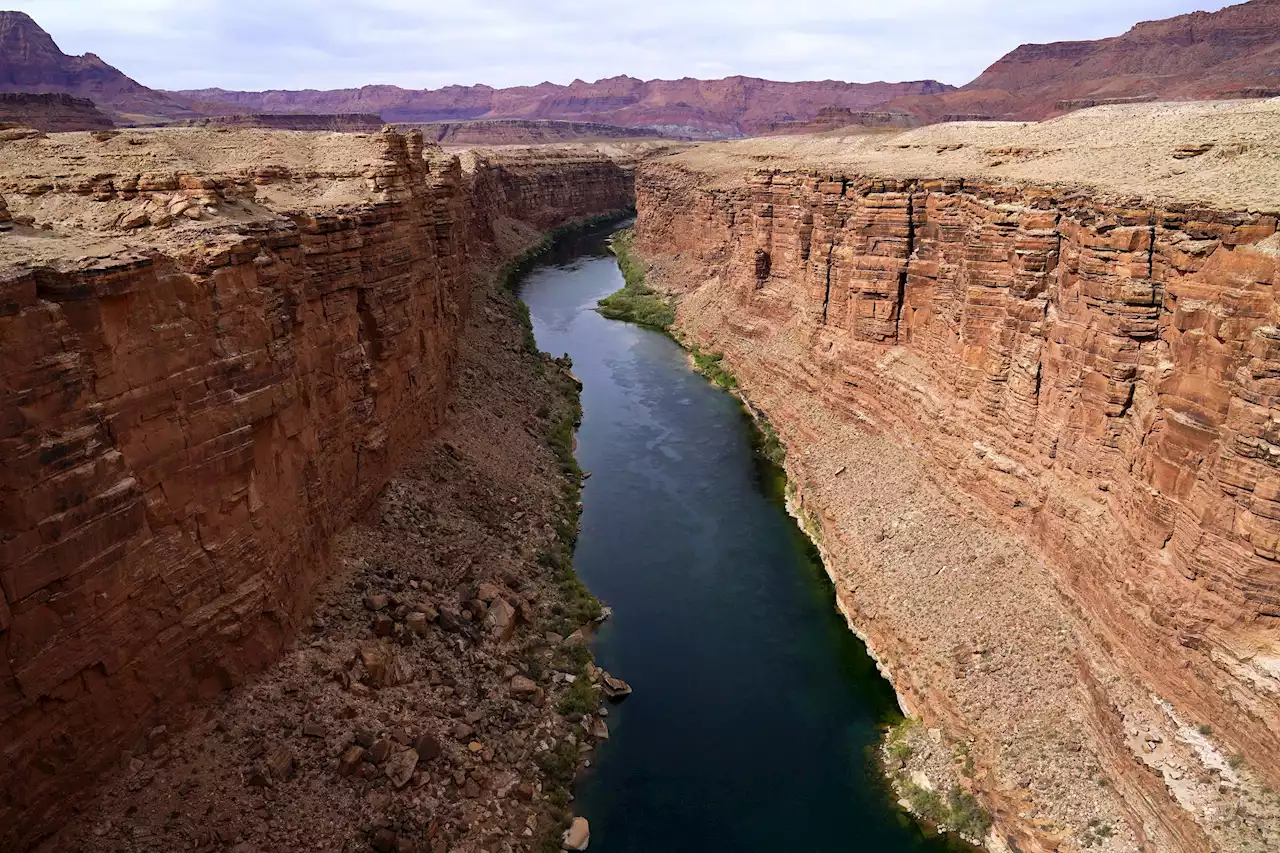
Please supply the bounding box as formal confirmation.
[518,225,967,852]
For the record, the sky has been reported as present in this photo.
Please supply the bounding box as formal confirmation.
[12,0,1238,92]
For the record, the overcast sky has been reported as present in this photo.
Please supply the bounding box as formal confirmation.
[12,0,1236,92]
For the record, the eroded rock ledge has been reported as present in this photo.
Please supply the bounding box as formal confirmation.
[0,127,643,849]
[632,102,1280,853]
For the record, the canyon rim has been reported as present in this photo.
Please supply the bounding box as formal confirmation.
[3,3,1280,853]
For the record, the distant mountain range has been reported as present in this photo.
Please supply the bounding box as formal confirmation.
[882,0,1280,121]
[3,1,1280,135]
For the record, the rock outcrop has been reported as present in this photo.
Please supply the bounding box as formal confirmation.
[0,92,112,131]
[0,128,637,850]
[630,103,1280,852]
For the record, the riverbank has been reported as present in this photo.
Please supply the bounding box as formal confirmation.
[46,220,626,853]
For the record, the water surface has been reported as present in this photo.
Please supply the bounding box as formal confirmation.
[519,227,965,852]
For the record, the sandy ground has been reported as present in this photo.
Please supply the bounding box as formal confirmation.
[669,99,1280,210]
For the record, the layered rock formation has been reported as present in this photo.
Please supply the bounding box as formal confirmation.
[412,118,671,145]
[631,101,1280,852]
[169,113,384,132]
[0,92,112,131]
[885,0,1280,121]
[0,128,637,850]
[178,76,955,139]
[755,106,920,136]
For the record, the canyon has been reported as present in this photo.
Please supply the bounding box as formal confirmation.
[629,99,1280,852]
[0,126,646,851]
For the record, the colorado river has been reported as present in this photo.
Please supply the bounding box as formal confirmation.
[519,225,967,852]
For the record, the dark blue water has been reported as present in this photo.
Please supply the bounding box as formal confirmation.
[519,227,965,853]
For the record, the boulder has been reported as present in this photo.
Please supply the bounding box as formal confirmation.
[562,816,590,850]
[338,745,365,776]
[486,597,517,641]
[601,672,632,700]
[510,675,539,698]
[384,749,418,788]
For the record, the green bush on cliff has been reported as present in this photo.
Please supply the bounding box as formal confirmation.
[947,786,992,839]
[598,229,676,329]
[690,348,738,390]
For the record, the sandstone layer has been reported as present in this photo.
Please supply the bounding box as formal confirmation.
[169,114,385,132]
[176,76,955,139]
[0,127,637,850]
[0,92,113,132]
[410,119,671,145]
[632,101,1280,853]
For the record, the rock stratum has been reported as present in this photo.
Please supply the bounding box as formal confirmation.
[176,76,954,139]
[410,118,672,145]
[168,113,385,132]
[0,92,112,131]
[0,126,643,850]
[631,100,1280,852]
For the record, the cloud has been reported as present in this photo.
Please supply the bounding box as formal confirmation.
[10,0,1237,91]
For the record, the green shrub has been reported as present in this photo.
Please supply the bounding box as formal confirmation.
[904,783,947,824]
[947,786,992,839]
[556,677,599,721]
[597,229,675,329]
[690,348,738,390]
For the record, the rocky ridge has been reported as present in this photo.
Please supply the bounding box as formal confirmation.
[0,11,192,122]
[176,76,955,139]
[884,0,1280,121]
[0,127,642,850]
[630,101,1280,852]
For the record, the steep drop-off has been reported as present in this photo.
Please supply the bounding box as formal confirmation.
[631,102,1280,853]
[0,128,638,850]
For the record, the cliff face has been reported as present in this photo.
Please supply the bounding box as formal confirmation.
[413,118,671,145]
[631,113,1280,851]
[0,129,635,850]
[0,92,113,131]
[169,113,384,131]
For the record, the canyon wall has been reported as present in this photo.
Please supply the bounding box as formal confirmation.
[0,130,635,850]
[0,93,113,131]
[632,148,1280,851]
[169,113,385,131]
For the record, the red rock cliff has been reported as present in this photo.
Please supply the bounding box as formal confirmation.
[632,109,1280,851]
[0,129,635,850]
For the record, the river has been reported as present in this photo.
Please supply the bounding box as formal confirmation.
[518,225,967,852]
